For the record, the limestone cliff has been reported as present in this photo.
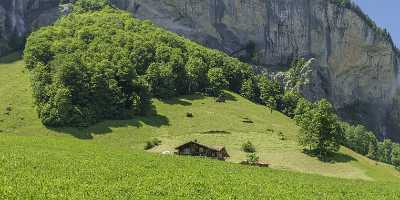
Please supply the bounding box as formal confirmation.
[0,0,63,55]
[1,0,400,140]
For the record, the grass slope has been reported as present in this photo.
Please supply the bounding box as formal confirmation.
[1,55,400,199]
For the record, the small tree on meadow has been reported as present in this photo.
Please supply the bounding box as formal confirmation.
[242,141,256,153]
[246,153,260,164]
[295,99,344,159]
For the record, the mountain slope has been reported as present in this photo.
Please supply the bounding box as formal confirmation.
[1,55,399,184]
[1,0,399,140]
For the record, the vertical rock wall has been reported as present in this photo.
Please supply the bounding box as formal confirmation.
[0,0,61,55]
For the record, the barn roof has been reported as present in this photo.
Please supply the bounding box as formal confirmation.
[175,141,226,152]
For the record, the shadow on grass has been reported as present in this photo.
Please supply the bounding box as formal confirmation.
[49,108,169,140]
[222,92,237,101]
[161,91,238,104]
[160,93,207,106]
[0,52,22,64]
[302,149,357,163]
[162,98,192,106]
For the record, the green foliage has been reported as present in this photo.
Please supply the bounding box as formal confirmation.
[246,153,260,164]
[185,56,207,93]
[366,137,400,167]
[366,135,379,160]
[293,98,314,118]
[73,0,110,13]
[280,91,301,118]
[240,78,260,103]
[391,143,400,167]
[144,138,162,150]
[380,139,393,164]
[207,68,228,96]
[340,121,400,167]
[295,99,344,158]
[24,5,253,126]
[343,124,376,156]
[242,141,256,153]
[258,76,283,112]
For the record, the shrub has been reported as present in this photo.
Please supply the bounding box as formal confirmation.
[278,132,285,140]
[215,93,226,103]
[266,128,274,133]
[242,141,256,153]
[186,112,193,118]
[144,141,155,150]
[246,153,259,164]
[152,138,162,146]
[144,138,162,150]
[5,105,12,115]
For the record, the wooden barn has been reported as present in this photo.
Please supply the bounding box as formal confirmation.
[175,141,230,160]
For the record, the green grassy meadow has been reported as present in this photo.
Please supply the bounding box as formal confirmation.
[1,55,400,199]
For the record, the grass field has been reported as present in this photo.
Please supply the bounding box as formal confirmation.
[1,55,400,199]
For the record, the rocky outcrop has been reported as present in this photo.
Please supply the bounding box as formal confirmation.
[1,0,399,140]
[0,0,62,55]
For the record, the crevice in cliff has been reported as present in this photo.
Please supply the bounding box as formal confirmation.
[323,1,332,64]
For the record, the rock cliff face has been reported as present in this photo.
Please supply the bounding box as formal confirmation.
[1,0,400,140]
[0,0,62,55]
